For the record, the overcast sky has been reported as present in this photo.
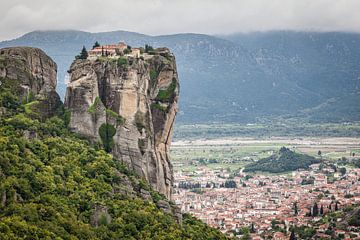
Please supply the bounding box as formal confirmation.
[1,0,360,41]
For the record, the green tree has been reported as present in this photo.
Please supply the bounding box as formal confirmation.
[293,202,299,215]
[93,41,100,49]
[76,46,88,59]
[312,202,319,216]
[250,222,255,233]
[290,229,296,240]
[339,167,346,175]
[99,123,116,153]
[318,150,322,157]
[145,44,154,53]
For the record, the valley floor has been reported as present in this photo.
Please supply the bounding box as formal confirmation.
[171,136,360,239]
[171,136,360,171]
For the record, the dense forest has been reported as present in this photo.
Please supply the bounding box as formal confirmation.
[0,78,228,239]
[244,147,321,173]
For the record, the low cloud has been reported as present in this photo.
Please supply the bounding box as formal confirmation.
[1,0,360,41]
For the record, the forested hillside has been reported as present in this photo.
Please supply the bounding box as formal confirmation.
[0,77,228,238]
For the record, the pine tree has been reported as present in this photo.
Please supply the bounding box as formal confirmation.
[92,41,100,49]
[76,46,88,60]
[320,205,324,215]
[335,202,339,211]
[145,44,154,53]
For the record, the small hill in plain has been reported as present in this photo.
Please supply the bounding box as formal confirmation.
[244,147,321,173]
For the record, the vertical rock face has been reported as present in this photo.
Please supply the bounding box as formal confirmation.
[65,48,179,198]
[0,47,61,117]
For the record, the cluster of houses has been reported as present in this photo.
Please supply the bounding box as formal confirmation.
[173,165,360,239]
[87,42,141,59]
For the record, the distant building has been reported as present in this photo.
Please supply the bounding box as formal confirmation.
[88,42,127,58]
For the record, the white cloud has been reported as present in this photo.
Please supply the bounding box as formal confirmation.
[1,0,360,41]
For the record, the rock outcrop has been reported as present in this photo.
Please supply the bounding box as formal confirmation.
[65,48,179,199]
[0,47,62,117]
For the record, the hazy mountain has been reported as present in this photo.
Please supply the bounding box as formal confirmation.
[1,30,359,123]
[224,31,360,122]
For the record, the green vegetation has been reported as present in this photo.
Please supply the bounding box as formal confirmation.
[123,46,131,55]
[174,122,360,140]
[26,91,36,103]
[89,97,125,125]
[23,100,40,118]
[156,79,177,102]
[92,41,100,49]
[292,226,316,240]
[0,77,228,239]
[117,57,128,67]
[151,102,167,112]
[88,97,102,114]
[145,44,154,53]
[99,123,116,153]
[106,109,124,125]
[150,69,158,82]
[244,147,321,173]
[182,213,229,239]
[75,46,88,60]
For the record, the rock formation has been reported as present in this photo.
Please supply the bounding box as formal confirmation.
[0,47,62,117]
[65,48,179,199]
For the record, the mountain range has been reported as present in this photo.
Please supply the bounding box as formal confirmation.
[1,30,359,123]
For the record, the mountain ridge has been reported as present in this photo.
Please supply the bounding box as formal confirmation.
[2,30,359,124]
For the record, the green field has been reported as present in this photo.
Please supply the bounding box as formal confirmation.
[173,122,360,140]
[171,136,360,172]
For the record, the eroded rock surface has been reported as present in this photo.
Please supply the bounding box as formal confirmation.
[0,47,62,118]
[65,48,179,199]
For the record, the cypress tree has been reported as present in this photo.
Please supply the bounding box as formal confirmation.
[312,202,319,216]
[250,223,255,233]
[293,202,299,215]
[289,229,296,240]
[80,46,88,59]
[76,46,88,59]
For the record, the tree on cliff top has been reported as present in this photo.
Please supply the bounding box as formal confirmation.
[75,46,88,59]
[92,41,100,49]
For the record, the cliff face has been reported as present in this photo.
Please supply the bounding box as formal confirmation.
[0,47,61,117]
[65,48,179,198]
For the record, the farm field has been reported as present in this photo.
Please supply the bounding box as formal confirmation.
[171,137,360,172]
